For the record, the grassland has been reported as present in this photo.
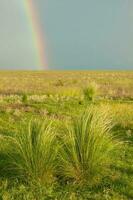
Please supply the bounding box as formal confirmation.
[0,70,132,200]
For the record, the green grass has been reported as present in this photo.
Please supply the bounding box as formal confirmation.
[0,119,58,185]
[59,106,119,184]
[0,71,132,199]
[83,82,98,101]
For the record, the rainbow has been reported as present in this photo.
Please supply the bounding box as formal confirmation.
[24,0,48,69]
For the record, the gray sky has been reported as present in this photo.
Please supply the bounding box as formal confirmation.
[0,0,133,70]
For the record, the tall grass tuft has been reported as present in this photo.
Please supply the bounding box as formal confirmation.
[59,106,119,184]
[22,93,28,104]
[83,82,98,101]
[0,119,58,185]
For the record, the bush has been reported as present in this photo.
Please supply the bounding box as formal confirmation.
[22,93,28,104]
[59,106,119,184]
[83,82,98,101]
[55,79,64,87]
[0,119,58,185]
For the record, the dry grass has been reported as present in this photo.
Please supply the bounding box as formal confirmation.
[0,71,132,99]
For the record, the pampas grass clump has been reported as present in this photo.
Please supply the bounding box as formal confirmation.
[0,119,58,185]
[59,107,118,184]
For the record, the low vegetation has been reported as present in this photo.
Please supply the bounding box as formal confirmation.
[0,119,58,185]
[59,107,118,184]
[0,71,132,199]
[83,82,98,101]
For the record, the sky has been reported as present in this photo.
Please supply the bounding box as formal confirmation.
[0,0,133,70]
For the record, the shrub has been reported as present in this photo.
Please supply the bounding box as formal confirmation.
[59,106,119,184]
[0,119,58,185]
[55,79,64,87]
[83,82,98,101]
[22,93,28,104]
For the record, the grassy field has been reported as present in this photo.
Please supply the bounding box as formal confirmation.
[0,71,132,200]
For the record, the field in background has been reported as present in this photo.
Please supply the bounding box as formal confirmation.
[0,71,133,99]
[0,71,132,200]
